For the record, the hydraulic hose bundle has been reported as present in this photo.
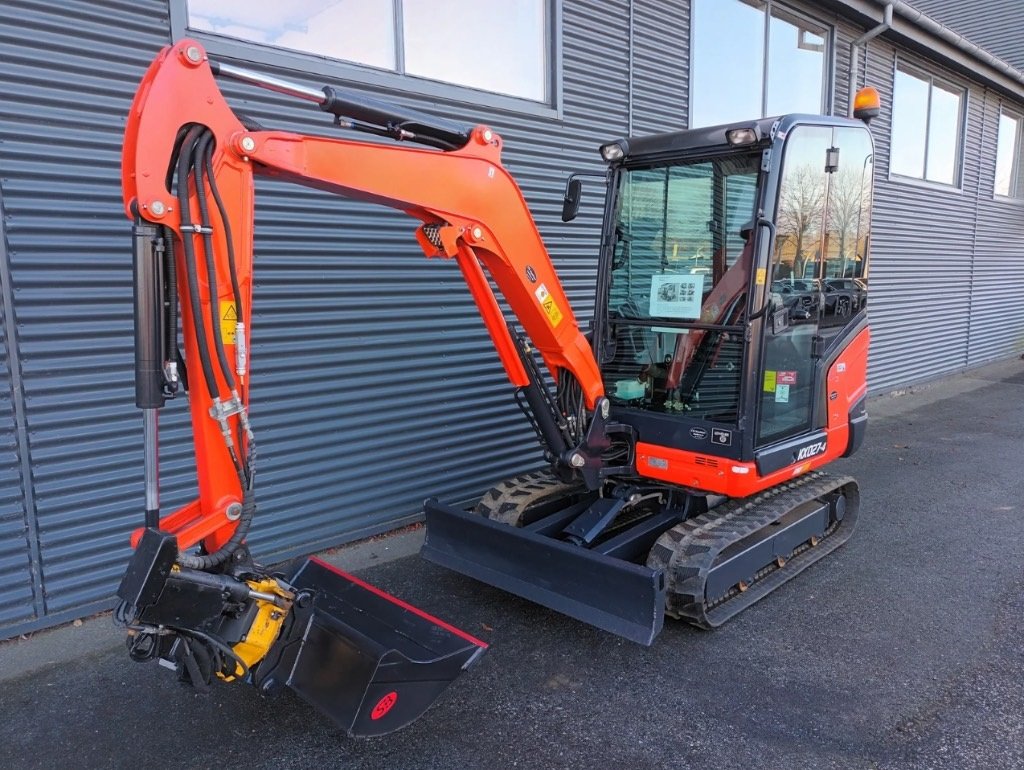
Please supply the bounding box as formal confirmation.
[170,124,256,569]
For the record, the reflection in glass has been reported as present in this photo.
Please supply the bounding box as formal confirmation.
[691,0,765,127]
[891,69,929,178]
[403,0,546,101]
[692,0,829,128]
[994,112,1020,197]
[765,8,826,117]
[822,128,872,331]
[602,152,761,422]
[187,0,548,100]
[926,83,962,185]
[773,126,830,281]
[188,0,396,70]
[761,125,828,443]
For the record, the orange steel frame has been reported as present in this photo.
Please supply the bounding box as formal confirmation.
[121,41,867,553]
[122,41,602,553]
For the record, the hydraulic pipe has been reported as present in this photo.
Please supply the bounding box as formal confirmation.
[132,220,165,528]
[210,60,471,150]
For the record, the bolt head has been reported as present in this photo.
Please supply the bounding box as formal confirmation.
[240,136,256,152]
[600,399,610,419]
[225,502,243,521]
[472,227,483,239]
[483,129,493,141]
[184,45,202,63]
[149,200,166,216]
[570,452,585,468]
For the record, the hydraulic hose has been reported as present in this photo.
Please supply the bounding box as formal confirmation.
[175,489,256,570]
[170,127,253,569]
[192,134,237,393]
[203,146,243,320]
[175,125,219,402]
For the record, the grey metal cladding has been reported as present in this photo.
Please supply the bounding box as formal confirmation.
[968,89,1024,366]
[631,0,688,134]
[905,0,1024,71]
[0,298,35,626]
[0,0,632,634]
[0,0,174,618]
[860,37,985,391]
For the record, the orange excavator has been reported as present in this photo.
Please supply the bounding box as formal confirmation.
[117,40,878,735]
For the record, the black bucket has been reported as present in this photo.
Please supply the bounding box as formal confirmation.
[254,557,487,737]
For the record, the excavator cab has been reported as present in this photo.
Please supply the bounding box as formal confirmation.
[424,113,875,643]
[595,116,874,465]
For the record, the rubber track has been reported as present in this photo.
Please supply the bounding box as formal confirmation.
[474,470,583,525]
[646,472,859,629]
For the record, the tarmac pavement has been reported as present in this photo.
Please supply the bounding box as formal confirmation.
[1,358,1022,769]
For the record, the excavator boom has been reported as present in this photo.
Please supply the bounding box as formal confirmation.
[117,39,619,735]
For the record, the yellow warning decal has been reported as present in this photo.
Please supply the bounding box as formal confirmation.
[220,301,238,344]
[535,284,563,327]
[755,268,767,286]
[763,369,777,393]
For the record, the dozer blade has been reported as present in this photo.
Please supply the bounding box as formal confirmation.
[421,498,666,646]
[253,557,487,737]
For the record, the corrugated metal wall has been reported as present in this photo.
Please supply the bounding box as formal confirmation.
[0,0,1022,638]
[858,34,1022,391]
[0,0,637,637]
[968,88,1024,365]
[0,263,37,627]
[632,0,689,133]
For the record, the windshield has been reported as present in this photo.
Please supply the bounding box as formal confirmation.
[601,151,761,422]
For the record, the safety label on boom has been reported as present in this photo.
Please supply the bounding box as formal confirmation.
[220,301,238,344]
[535,284,563,327]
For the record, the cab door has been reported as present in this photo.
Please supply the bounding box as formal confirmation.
[757,125,833,445]
[756,124,874,447]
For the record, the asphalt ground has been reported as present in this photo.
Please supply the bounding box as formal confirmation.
[1,359,1022,769]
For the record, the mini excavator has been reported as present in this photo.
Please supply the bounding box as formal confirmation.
[117,40,878,735]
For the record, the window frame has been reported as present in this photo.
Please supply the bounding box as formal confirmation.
[888,59,968,190]
[686,0,836,129]
[169,0,563,119]
[994,105,1024,202]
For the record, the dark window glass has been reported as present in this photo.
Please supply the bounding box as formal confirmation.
[601,152,761,423]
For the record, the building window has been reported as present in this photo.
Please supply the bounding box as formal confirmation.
[995,109,1024,199]
[184,0,550,102]
[690,0,830,128]
[890,65,964,186]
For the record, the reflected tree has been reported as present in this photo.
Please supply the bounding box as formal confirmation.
[776,163,825,277]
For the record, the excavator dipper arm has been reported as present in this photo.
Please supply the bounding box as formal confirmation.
[122,40,608,556]
[115,40,616,735]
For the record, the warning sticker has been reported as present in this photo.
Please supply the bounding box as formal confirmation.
[763,370,777,393]
[755,268,767,286]
[535,284,563,327]
[775,384,790,403]
[220,301,238,344]
[777,370,798,386]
